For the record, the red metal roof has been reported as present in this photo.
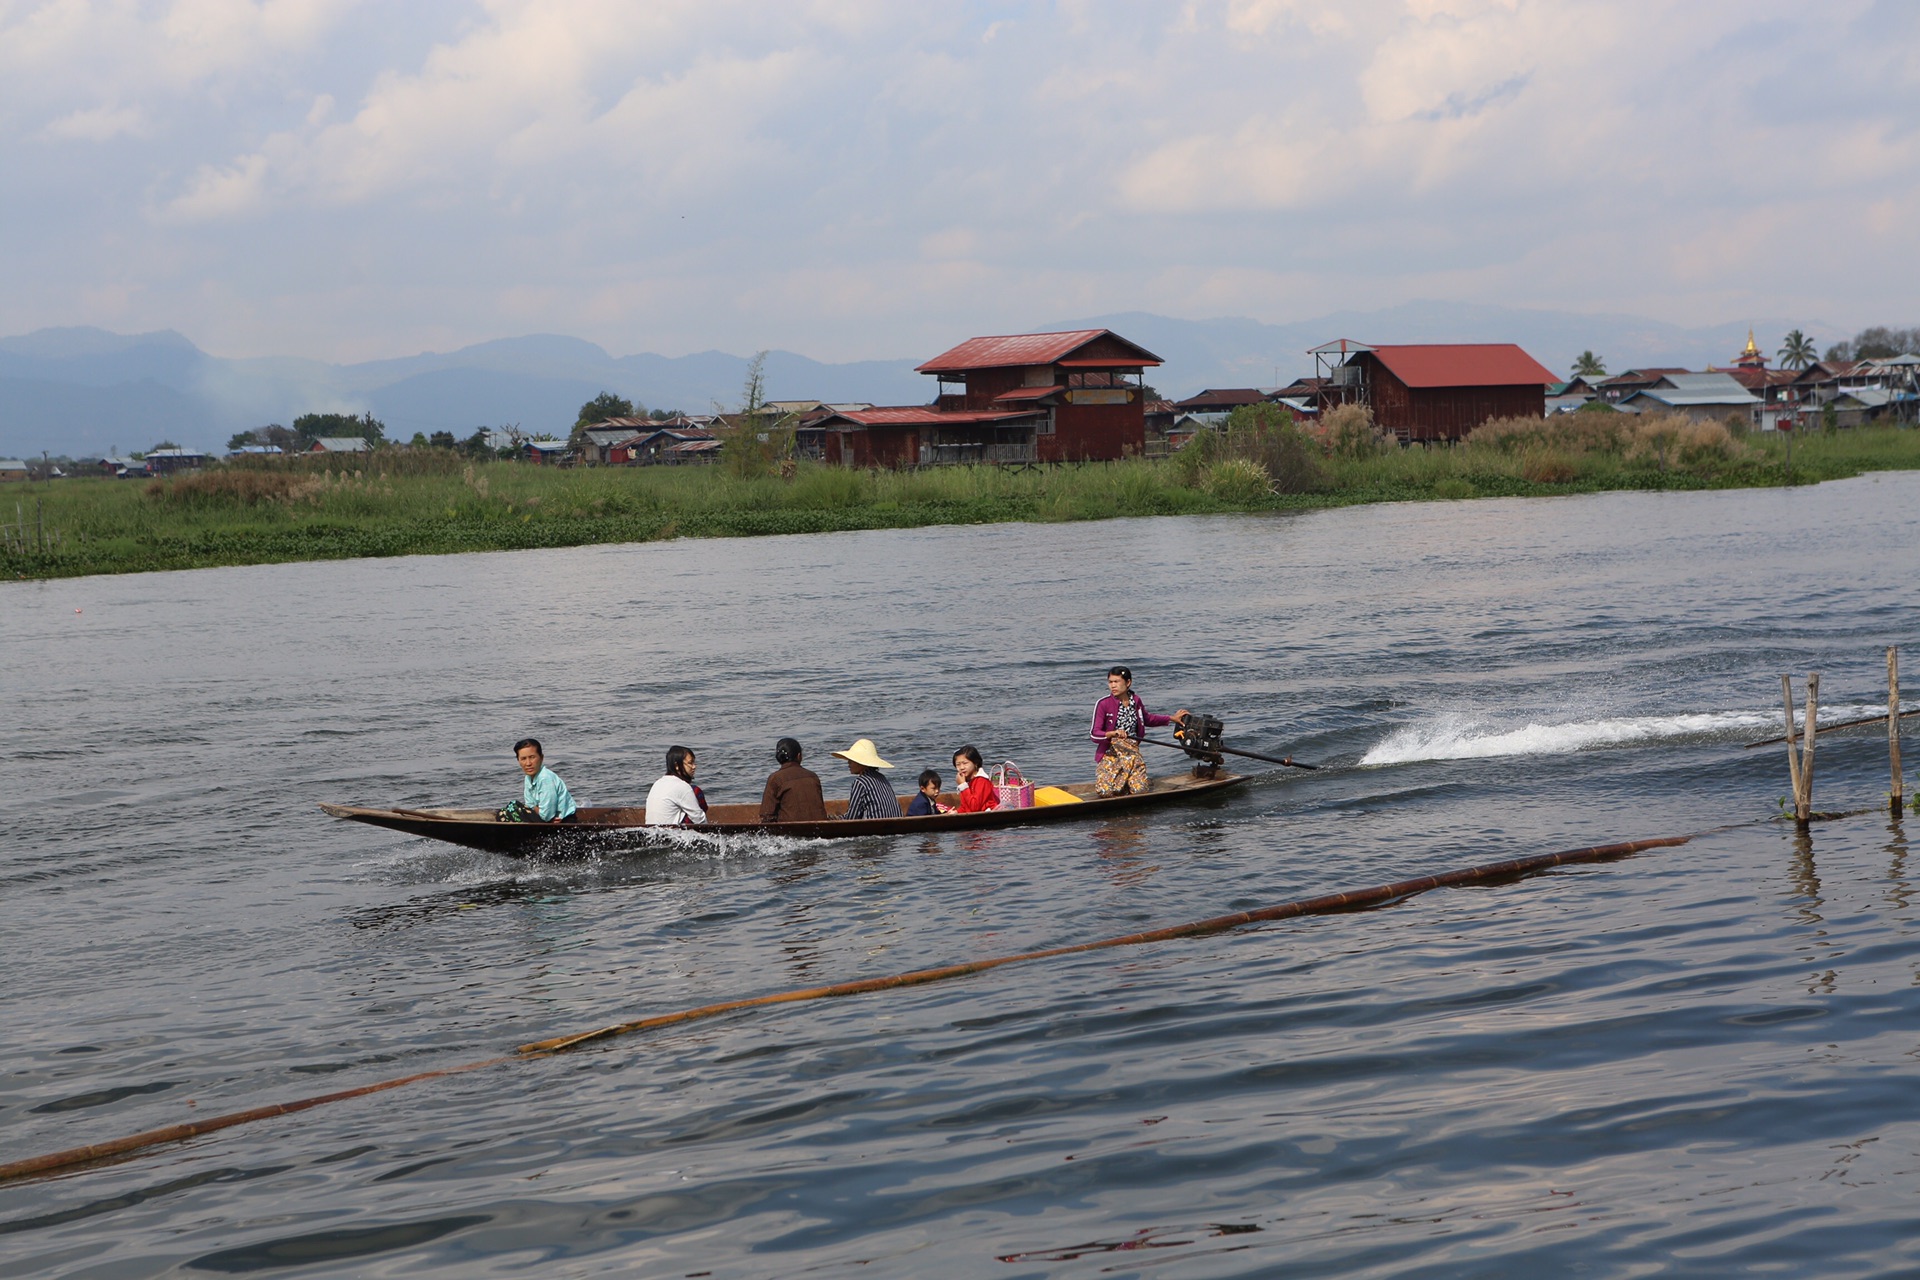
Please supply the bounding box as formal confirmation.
[1174,388,1270,410]
[824,406,1040,427]
[1597,367,1688,388]
[992,385,1065,402]
[1366,344,1557,389]
[916,330,1162,374]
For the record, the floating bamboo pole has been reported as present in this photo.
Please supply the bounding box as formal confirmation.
[1745,706,1920,749]
[0,832,1693,1186]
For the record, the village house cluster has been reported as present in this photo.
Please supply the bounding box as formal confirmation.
[1546,335,1920,430]
[1166,331,1920,445]
[4,328,1915,482]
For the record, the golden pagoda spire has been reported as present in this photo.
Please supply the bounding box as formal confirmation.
[1743,328,1760,358]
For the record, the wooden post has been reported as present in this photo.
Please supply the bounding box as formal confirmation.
[1800,673,1819,823]
[1782,674,1804,815]
[1893,647,1905,815]
[1783,673,1819,825]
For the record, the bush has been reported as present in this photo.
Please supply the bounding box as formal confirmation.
[1204,458,1273,504]
[1673,419,1744,467]
[1468,413,1631,455]
[1313,403,1394,459]
[147,470,325,507]
[1519,450,1577,484]
[1216,403,1329,493]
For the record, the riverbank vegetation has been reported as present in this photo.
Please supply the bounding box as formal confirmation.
[5,414,1918,580]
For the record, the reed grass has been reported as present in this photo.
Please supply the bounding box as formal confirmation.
[5,422,1918,580]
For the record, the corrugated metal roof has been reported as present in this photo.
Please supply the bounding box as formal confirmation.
[1621,387,1759,408]
[824,407,1040,427]
[993,385,1065,402]
[1833,387,1896,407]
[1653,372,1752,396]
[1598,367,1688,387]
[1366,344,1558,389]
[1174,388,1270,409]
[916,330,1161,374]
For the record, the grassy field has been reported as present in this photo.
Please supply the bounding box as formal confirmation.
[4,422,1917,580]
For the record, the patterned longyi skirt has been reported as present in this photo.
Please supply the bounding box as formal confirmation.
[1096,737,1148,796]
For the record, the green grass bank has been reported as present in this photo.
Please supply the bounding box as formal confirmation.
[5,422,1918,581]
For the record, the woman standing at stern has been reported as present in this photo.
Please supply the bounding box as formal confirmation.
[1090,666,1187,797]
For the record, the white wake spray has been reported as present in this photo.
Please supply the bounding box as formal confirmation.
[1358,701,1905,766]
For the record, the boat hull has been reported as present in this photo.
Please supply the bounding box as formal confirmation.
[321,772,1247,858]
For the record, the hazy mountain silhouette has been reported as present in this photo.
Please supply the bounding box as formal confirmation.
[0,303,1824,458]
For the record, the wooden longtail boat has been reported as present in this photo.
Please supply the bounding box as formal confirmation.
[320,771,1247,857]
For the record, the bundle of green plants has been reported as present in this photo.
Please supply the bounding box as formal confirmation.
[1173,402,1327,493]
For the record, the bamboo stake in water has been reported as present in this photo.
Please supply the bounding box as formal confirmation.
[1892,647,1905,815]
[1783,675,1804,818]
[1782,674,1821,825]
[1790,674,1821,824]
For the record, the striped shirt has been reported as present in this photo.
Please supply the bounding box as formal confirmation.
[844,771,899,820]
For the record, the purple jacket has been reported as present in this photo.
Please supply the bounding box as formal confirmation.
[1090,693,1174,761]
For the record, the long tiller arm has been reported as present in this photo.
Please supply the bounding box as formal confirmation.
[1140,713,1321,772]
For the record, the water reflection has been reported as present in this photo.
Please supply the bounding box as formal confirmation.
[1885,813,1910,915]
[1087,821,1157,887]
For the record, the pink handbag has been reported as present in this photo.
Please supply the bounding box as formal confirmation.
[993,761,1035,809]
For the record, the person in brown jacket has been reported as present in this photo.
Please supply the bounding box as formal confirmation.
[759,738,828,823]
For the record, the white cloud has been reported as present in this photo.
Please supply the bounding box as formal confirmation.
[162,151,270,220]
[2,0,1917,362]
[42,101,148,140]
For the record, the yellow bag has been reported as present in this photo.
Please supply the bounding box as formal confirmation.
[1033,786,1084,806]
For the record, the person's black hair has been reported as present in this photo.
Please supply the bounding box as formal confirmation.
[953,744,983,769]
[917,768,942,791]
[514,738,543,757]
[775,737,802,765]
[666,745,696,780]
[1107,665,1132,684]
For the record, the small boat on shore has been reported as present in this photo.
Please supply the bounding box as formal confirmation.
[321,771,1247,857]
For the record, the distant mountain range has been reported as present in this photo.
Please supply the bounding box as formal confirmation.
[0,302,1821,458]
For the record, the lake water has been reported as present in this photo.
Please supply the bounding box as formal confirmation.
[4,472,1919,1278]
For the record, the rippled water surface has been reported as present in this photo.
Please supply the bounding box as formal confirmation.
[5,473,1920,1278]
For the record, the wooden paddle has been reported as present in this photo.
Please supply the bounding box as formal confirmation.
[1139,736,1321,770]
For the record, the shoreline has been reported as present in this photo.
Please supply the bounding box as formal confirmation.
[4,427,1917,581]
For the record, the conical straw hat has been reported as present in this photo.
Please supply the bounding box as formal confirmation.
[831,738,893,769]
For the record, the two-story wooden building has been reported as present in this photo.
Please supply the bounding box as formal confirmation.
[811,329,1164,468]
[916,329,1163,463]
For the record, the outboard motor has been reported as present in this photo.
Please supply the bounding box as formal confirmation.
[1174,713,1226,777]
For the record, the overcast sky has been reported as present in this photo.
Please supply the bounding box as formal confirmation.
[3,0,1915,363]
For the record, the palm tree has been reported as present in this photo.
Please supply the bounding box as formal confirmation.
[1778,329,1817,370]
[1572,350,1606,378]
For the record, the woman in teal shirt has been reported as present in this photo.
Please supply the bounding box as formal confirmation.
[514,738,578,822]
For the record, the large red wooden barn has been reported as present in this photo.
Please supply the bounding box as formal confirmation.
[814,328,1164,467]
[1316,341,1556,442]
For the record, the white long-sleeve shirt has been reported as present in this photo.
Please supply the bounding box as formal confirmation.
[645,774,707,826]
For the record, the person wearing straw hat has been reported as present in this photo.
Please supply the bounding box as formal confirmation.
[833,738,900,820]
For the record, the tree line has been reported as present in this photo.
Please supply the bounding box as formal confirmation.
[1569,323,1917,379]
